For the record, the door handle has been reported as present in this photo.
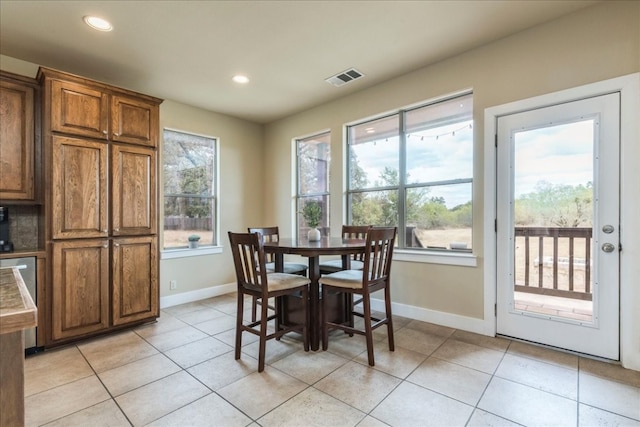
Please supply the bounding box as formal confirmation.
[602,243,615,253]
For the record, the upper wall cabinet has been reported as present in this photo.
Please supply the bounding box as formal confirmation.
[0,72,38,201]
[42,68,160,147]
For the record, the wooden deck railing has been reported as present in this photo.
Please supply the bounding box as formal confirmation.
[514,227,592,301]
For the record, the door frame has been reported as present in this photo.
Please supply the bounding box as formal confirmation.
[483,73,640,370]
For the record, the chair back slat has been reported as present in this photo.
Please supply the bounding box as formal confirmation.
[248,226,280,263]
[228,231,268,295]
[343,225,371,261]
[362,227,397,288]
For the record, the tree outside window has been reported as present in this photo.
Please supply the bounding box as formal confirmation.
[163,129,216,249]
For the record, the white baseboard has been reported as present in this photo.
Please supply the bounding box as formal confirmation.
[162,285,494,337]
[160,283,236,308]
[370,298,495,337]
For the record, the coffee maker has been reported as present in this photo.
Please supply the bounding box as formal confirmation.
[0,207,14,252]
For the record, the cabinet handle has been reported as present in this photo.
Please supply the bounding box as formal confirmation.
[103,244,109,248]
[103,229,108,233]
[113,133,120,137]
[102,130,108,135]
[114,243,120,247]
[114,228,120,232]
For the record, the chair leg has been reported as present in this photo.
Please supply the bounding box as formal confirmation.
[321,287,329,351]
[385,285,395,351]
[258,297,269,372]
[235,291,245,360]
[362,294,375,366]
[251,296,258,322]
[302,287,310,352]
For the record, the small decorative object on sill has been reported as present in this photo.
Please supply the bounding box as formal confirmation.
[188,234,201,249]
[301,200,322,242]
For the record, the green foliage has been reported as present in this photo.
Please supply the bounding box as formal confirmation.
[188,234,201,241]
[302,200,322,228]
[515,181,592,227]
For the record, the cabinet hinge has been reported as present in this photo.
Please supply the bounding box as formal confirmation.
[495,219,497,232]
[495,134,498,147]
[494,303,497,317]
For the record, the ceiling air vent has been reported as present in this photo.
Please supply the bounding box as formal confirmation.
[325,68,364,87]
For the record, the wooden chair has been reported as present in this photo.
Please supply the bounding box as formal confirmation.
[228,231,310,372]
[319,225,371,274]
[320,227,397,366]
[248,226,308,322]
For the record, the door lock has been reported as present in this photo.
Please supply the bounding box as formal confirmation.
[602,243,616,253]
[602,225,615,234]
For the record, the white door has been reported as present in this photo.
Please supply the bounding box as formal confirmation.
[496,93,620,360]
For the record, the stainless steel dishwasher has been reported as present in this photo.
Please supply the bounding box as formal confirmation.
[0,257,37,352]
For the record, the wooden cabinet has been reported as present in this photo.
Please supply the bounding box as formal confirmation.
[49,77,158,147]
[0,72,37,201]
[112,144,156,236]
[52,136,108,239]
[111,95,158,147]
[112,236,158,325]
[40,67,162,345]
[51,240,110,340]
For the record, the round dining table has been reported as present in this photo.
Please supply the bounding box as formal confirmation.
[263,236,366,350]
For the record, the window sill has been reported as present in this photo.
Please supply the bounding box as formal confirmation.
[161,246,223,260]
[394,249,477,267]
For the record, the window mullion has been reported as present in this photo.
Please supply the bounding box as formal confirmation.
[398,112,407,248]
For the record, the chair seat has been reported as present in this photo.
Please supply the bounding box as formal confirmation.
[319,259,364,271]
[320,270,363,289]
[265,273,310,292]
[264,262,308,274]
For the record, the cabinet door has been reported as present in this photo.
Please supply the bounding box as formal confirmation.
[52,240,110,340]
[112,236,158,325]
[50,80,109,140]
[52,136,108,239]
[112,144,156,236]
[111,95,158,147]
[0,79,34,200]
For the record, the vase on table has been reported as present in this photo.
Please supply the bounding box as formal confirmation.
[307,227,321,242]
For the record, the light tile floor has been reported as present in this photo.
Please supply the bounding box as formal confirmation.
[24,293,640,426]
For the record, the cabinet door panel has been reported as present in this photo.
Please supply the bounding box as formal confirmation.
[111,95,158,147]
[52,136,108,239]
[0,79,34,200]
[112,144,156,236]
[51,80,109,140]
[52,240,110,340]
[112,236,158,325]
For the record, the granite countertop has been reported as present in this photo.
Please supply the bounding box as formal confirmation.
[0,267,37,335]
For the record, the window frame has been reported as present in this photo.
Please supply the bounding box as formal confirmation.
[295,130,331,239]
[345,91,476,266]
[161,127,220,258]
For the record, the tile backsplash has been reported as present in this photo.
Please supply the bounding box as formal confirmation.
[4,205,40,250]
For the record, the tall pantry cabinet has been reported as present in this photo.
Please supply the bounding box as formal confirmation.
[38,68,162,344]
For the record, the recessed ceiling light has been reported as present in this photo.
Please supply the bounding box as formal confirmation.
[83,16,113,32]
[232,75,250,84]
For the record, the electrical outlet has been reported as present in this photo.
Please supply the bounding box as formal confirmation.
[169,280,177,290]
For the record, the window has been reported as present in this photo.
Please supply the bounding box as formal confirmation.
[347,93,473,252]
[163,129,216,249]
[296,131,331,238]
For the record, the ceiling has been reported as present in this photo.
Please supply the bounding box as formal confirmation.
[0,1,598,124]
